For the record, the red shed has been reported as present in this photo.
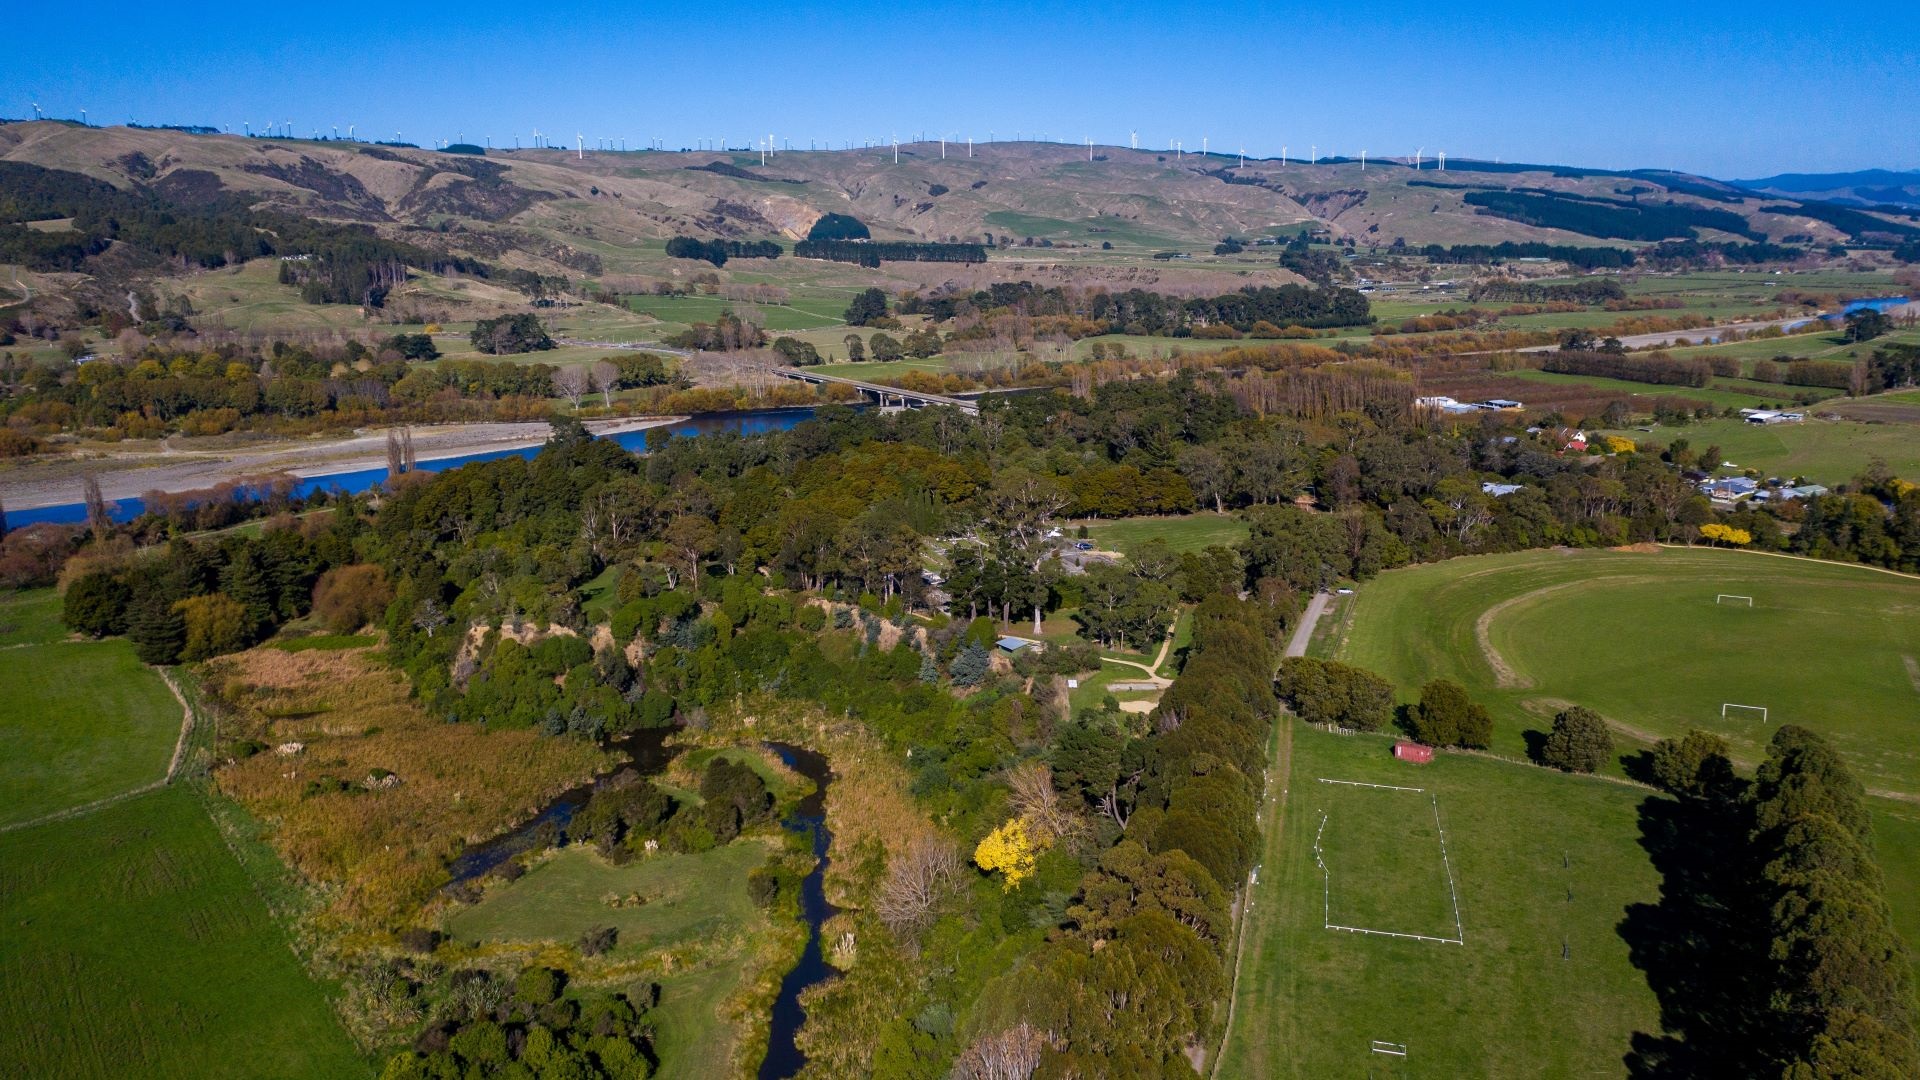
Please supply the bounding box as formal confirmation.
[1393,741,1434,764]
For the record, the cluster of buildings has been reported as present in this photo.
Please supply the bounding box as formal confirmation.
[1700,475,1828,506]
[1739,408,1806,425]
[1415,395,1525,415]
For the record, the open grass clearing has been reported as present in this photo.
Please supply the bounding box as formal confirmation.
[1334,547,1920,795]
[1603,414,1920,484]
[442,841,778,1078]
[1079,512,1250,557]
[1218,724,1663,1078]
[444,841,773,958]
[0,785,367,1079]
[0,637,182,825]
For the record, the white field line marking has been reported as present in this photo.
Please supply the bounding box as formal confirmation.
[1317,777,1425,793]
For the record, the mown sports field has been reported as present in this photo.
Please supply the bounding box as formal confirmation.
[1219,725,1663,1077]
[1327,546,1920,795]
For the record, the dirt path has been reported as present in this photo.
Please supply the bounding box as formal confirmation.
[1100,620,1180,687]
[1474,582,1585,688]
[1285,592,1331,659]
[1210,694,1295,1077]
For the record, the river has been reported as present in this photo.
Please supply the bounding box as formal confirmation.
[7,407,822,529]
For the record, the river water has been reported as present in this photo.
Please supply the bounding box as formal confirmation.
[7,407,821,529]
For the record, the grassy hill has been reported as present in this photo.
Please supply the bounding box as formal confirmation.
[5,121,1905,274]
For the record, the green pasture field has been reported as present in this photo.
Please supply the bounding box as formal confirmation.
[1079,512,1250,556]
[1333,547,1920,795]
[0,785,367,1079]
[1603,415,1920,484]
[1666,325,1919,364]
[0,637,182,825]
[1218,724,1663,1078]
[1498,369,1825,412]
[622,293,844,332]
[0,587,66,646]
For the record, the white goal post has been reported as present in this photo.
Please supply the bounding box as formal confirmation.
[1722,703,1769,723]
[1716,594,1754,606]
[1371,1041,1409,1057]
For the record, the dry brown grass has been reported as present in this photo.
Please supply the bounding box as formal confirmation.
[205,644,610,929]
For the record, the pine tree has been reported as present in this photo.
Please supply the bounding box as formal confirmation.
[128,596,185,666]
[950,642,992,687]
[918,651,940,684]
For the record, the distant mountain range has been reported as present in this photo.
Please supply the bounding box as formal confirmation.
[1730,169,1920,209]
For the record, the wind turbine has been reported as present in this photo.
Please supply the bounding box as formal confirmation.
[332,125,339,140]
[30,102,42,121]
[1202,135,1208,156]
[80,107,86,126]
[1310,144,1316,165]
[1281,145,1287,165]
[1086,135,1093,161]
[1130,129,1138,150]
[1360,149,1366,171]
[1414,147,1423,170]
[1437,151,1445,171]
[892,134,899,164]
[576,133,583,159]
[1239,146,1245,167]
[348,124,355,141]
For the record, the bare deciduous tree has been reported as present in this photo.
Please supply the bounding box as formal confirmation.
[591,360,619,407]
[552,365,592,409]
[953,1022,1044,1080]
[873,835,963,939]
[1006,762,1083,845]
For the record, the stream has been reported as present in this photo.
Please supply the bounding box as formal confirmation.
[758,742,838,1080]
[445,726,678,884]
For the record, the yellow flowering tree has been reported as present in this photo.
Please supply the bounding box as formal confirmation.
[1699,523,1752,547]
[1603,435,1637,455]
[974,816,1043,891]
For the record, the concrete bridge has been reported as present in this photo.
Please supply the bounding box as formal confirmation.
[773,368,980,415]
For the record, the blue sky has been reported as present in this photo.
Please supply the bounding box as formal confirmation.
[6,1,1914,178]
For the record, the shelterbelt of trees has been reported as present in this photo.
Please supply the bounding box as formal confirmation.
[21,370,1920,1075]
[900,279,1373,334]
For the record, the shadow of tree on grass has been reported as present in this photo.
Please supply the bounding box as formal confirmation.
[1617,790,1773,1079]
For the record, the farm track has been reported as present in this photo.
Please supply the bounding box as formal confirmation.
[1209,592,1327,1075]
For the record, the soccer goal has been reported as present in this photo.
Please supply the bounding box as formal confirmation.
[1716,594,1754,606]
[1722,703,1769,723]
[1371,1041,1409,1057]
